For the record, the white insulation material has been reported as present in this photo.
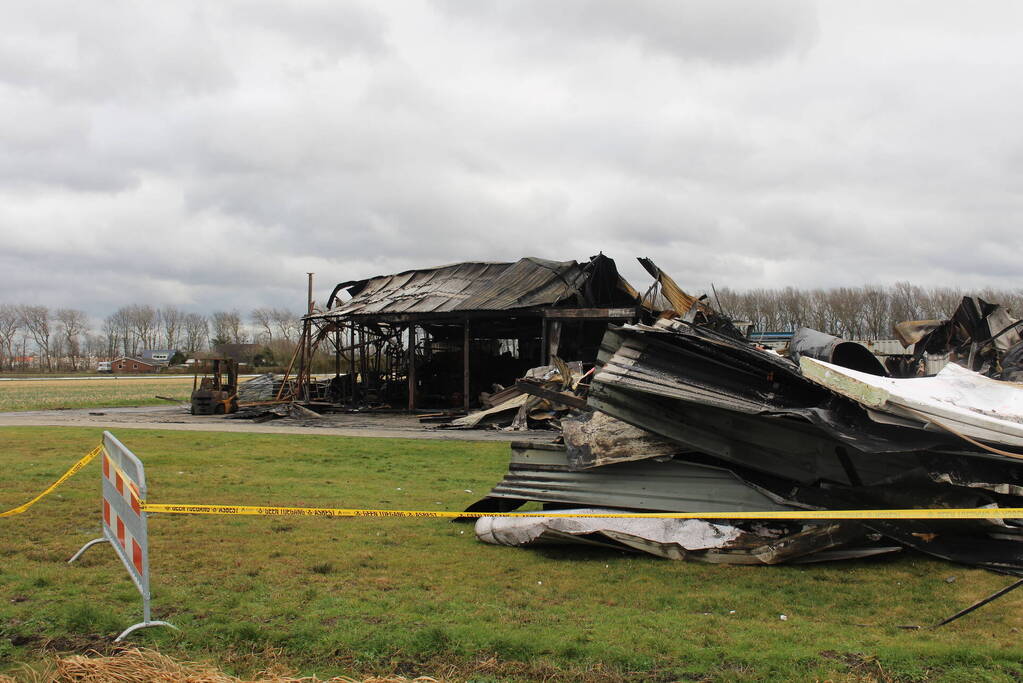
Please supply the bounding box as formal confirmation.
[801,358,1023,447]
[475,508,742,552]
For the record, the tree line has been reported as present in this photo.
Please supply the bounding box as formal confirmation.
[3,283,1020,372]
[713,282,1023,340]
[0,304,302,372]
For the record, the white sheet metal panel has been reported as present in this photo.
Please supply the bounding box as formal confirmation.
[801,358,1023,448]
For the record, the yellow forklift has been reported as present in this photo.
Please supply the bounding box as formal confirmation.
[190,357,239,415]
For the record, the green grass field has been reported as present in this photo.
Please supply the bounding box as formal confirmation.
[0,378,194,412]
[2,427,1023,681]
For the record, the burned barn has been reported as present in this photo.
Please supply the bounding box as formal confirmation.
[304,255,643,410]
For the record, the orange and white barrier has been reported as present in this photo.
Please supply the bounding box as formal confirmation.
[69,431,176,641]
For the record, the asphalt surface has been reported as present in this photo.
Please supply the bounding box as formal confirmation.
[0,404,559,442]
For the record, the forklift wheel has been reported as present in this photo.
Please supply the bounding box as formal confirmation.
[214,403,225,415]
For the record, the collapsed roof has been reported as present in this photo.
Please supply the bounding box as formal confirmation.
[315,255,640,321]
[468,316,1023,576]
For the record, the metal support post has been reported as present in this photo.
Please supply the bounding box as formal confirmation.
[463,319,471,411]
[407,324,417,411]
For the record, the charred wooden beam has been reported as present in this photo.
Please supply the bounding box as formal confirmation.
[513,380,589,411]
[543,307,639,320]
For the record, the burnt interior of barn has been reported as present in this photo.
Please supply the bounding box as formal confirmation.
[300,255,646,411]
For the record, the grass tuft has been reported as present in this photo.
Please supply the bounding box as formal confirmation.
[62,604,121,635]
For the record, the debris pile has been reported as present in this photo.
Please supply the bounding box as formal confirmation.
[433,359,586,431]
[236,373,277,402]
[469,309,1023,570]
[895,296,1022,378]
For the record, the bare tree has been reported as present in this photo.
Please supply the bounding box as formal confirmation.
[806,289,833,333]
[271,308,299,343]
[101,315,119,359]
[85,333,107,365]
[0,304,21,371]
[183,313,208,352]
[160,306,184,349]
[712,287,741,321]
[125,304,158,351]
[16,332,30,370]
[777,287,807,332]
[251,307,274,344]
[1006,289,1023,319]
[740,289,780,333]
[55,308,88,370]
[18,305,52,371]
[925,286,963,320]
[713,282,1023,340]
[106,307,133,356]
[828,287,865,338]
[889,281,925,325]
[50,335,66,370]
[211,310,245,346]
[860,285,890,340]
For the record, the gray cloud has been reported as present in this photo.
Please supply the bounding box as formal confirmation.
[0,2,236,103]
[0,0,1021,324]
[434,0,819,64]
[227,0,389,59]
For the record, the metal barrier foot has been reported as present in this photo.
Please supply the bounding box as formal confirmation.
[68,537,108,564]
[114,620,178,642]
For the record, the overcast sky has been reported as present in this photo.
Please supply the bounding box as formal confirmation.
[2,1,1021,318]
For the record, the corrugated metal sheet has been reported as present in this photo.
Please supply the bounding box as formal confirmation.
[458,258,587,311]
[475,443,796,513]
[317,258,587,318]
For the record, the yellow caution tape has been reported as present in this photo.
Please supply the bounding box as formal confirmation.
[141,502,1023,521]
[7,442,1023,522]
[0,445,103,518]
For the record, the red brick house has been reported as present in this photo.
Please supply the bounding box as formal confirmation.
[110,356,159,374]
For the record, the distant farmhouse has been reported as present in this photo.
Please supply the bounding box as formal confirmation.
[104,349,181,374]
[109,356,160,374]
[139,349,179,366]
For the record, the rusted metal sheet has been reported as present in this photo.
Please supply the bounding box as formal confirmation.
[894,320,943,348]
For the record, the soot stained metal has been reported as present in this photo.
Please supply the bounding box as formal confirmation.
[300,254,644,412]
[461,269,1023,596]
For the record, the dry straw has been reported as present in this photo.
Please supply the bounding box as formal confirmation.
[0,648,440,683]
